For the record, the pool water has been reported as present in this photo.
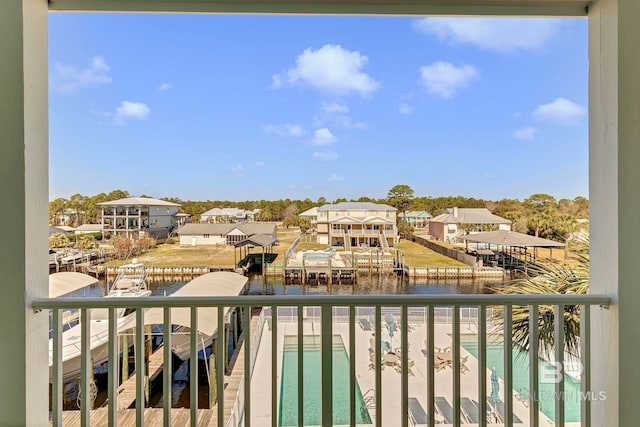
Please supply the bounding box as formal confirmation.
[279,335,372,426]
[461,335,582,422]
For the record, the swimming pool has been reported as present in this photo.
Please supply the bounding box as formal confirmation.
[279,335,372,426]
[461,335,582,422]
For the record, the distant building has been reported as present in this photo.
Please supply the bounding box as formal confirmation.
[48,225,75,236]
[428,207,511,243]
[177,222,277,246]
[200,207,258,223]
[74,224,103,235]
[98,197,181,239]
[315,202,398,249]
[299,207,319,225]
[401,210,432,228]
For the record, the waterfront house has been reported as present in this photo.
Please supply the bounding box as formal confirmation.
[316,202,398,249]
[73,223,103,235]
[401,210,432,228]
[177,222,277,246]
[200,207,257,223]
[98,197,181,240]
[299,206,319,225]
[4,0,632,425]
[428,207,512,243]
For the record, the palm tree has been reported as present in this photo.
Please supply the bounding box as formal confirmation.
[491,237,589,359]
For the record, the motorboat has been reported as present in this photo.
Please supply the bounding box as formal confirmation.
[48,261,151,382]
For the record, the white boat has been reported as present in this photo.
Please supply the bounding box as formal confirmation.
[48,261,151,383]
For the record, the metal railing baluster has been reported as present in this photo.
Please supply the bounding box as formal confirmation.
[478,306,487,427]
[555,304,565,426]
[580,304,591,427]
[401,305,409,427]
[217,306,224,427]
[349,306,356,427]
[163,307,172,427]
[427,305,434,427]
[297,305,304,427]
[190,307,198,425]
[108,307,118,427]
[243,306,251,427]
[529,304,539,427]
[321,305,333,427]
[81,308,91,427]
[504,305,513,427]
[135,307,144,427]
[453,305,461,427]
[52,309,63,427]
[271,306,278,427]
[375,306,382,427]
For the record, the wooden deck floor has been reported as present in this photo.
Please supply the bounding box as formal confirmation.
[55,407,217,426]
[54,313,261,426]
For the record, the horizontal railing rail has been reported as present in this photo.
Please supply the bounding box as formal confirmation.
[34,294,611,310]
[35,294,611,427]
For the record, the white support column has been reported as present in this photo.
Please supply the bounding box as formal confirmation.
[589,0,640,425]
[0,0,48,425]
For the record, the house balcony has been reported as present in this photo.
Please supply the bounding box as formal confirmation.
[34,294,609,427]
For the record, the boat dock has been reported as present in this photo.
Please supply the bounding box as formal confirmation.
[116,343,166,409]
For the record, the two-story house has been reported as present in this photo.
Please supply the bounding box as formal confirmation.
[428,207,511,243]
[316,202,398,249]
[98,197,181,239]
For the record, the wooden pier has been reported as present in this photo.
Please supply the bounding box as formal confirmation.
[116,343,166,409]
[54,407,217,426]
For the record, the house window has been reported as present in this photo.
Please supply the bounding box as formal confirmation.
[203,234,210,238]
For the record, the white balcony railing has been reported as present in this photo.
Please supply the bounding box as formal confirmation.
[33,294,609,427]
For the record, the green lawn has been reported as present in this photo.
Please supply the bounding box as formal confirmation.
[107,228,300,267]
[396,239,466,267]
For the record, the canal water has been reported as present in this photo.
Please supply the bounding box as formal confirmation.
[59,272,507,411]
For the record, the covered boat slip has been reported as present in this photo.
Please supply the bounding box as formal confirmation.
[143,272,250,359]
[461,230,566,267]
[49,271,98,298]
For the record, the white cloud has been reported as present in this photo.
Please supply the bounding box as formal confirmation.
[263,124,306,138]
[312,151,338,161]
[311,128,338,146]
[533,98,586,125]
[255,161,266,167]
[158,82,172,91]
[115,101,150,123]
[272,44,380,97]
[327,173,344,182]
[314,102,366,129]
[50,55,112,93]
[513,126,538,140]
[398,103,413,114]
[320,102,349,115]
[414,18,561,52]
[419,62,478,99]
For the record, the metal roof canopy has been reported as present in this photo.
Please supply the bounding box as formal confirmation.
[461,230,565,248]
[144,272,248,336]
[49,272,99,298]
[233,234,277,248]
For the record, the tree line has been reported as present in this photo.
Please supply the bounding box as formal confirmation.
[49,187,588,241]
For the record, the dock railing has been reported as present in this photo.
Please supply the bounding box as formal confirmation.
[34,294,610,427]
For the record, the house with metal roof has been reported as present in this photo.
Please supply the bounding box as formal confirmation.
[299,207,319,225]
[98,197,181,239]
[428,207,511,243]
[401,210,432,228]
[177,222,277,246]
[316,202,398,249]
[200,207,258,223]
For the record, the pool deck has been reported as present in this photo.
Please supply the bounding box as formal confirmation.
[250,315,564,427]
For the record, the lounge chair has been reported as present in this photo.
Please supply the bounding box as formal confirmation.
[408,397,428,425]
[460,397,480,424]
[490,398,522,423]
[434,397,454,424]
[382,341,392,353]
[359,318,372,331]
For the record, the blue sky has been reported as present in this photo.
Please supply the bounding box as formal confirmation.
[49,14,588,202]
